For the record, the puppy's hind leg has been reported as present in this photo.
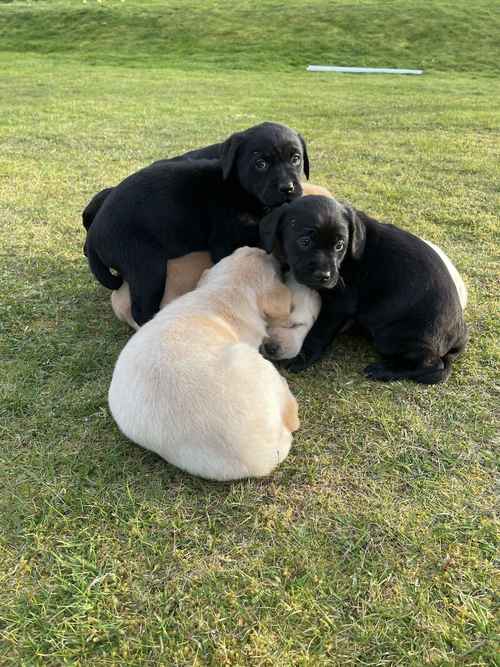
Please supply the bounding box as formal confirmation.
[364,350,452,385]
[161,252,213,306]
[129,257,167,327]
[281,383,300,433]
[111,282,139,330]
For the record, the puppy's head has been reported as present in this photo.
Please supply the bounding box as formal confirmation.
[219,122,309,208]
[200,246,292,318]
[261,273,321,360]
[260,195,366,290]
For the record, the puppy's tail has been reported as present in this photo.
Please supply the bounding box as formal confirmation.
[82,187,114,256]
[87,246,123,290]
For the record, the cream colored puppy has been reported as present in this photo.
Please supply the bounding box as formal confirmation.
[301,182,333,198]
[262,274,321,360]
[111,252,213,330]
[108,247,313,481]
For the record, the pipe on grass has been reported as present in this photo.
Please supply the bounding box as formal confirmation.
[307,65,424,75]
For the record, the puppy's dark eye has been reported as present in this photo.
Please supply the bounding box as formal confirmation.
[290,153,301,167]
[255,158,268,170]
[298,237,311,249]
[335,239,345,252]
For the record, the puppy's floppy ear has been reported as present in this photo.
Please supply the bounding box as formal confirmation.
[220,131,244,180]
[298,133,310,180]
[343,205,366,260]
[260,204,289,254]
[261,281,292,322]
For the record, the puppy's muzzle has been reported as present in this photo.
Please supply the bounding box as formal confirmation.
[313,269,332,284]
[302,269,338,290]
[279,181,295,195]
[259,338,281,360]
[265,181,302,207]
[283,180,303,202]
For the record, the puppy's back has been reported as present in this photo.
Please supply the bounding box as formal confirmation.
[108,305,296,480]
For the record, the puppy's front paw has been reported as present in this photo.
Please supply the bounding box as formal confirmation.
[286,353,309,373]
[286,350,320,373]
[363,362,392,381]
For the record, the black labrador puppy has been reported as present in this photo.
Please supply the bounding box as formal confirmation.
[84,122,309,326]
[260,195,468,384]
[82,138,225,249]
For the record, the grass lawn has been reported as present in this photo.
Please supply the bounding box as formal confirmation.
[1,1,499,665]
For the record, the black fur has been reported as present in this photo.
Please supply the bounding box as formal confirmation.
[260,195,468,384]
[81,142,225,257]
[82,188,113,257]
[84,122,309,325]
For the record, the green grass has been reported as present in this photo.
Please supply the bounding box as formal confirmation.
[1,0,500,73]
[1,1,499,665]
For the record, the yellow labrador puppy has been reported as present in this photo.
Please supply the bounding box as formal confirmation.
[108,247,318,481]
[261,274,322,360]
[301,182,333,198]
[111,251,213,331]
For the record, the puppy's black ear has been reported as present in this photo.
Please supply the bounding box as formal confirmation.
[344,205,366,260]
[298,133,310,180]
[260,204,289,254]
[220,131,244,180]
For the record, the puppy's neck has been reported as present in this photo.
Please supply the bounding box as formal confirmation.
[222,177,266,216]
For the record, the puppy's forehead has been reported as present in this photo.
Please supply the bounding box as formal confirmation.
[315,219,348,246]
[290,196,346,232]
[245,123,301,154]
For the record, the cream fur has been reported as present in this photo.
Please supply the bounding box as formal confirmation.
[422,239,468,309]
[265,274,321,360]
[301,182,333,198]
[110,283,137,329]
[111,252,213,331]
[108,247,305,481]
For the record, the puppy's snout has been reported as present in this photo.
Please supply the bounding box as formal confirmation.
[313,269,332,284]
[260,338,281,359]
[279,181,295,194]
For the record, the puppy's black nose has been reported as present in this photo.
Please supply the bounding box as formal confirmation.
[261,340,280,358]
[279,182,295,194]
[313,270,332,283]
